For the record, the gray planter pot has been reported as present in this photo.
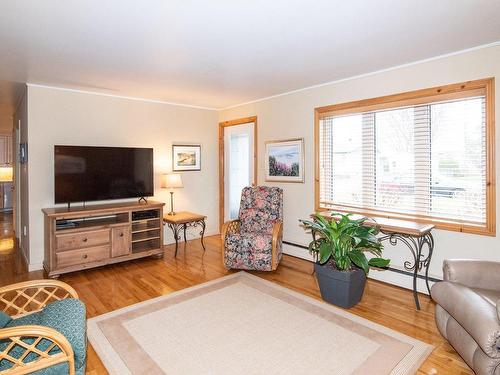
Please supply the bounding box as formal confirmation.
[314,263,367,308]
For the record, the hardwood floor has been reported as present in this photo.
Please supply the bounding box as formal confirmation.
[1,224,472,374]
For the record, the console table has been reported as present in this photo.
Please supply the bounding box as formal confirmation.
[163,211,206,257]
[42,201,165,278]
[315,211,435,310]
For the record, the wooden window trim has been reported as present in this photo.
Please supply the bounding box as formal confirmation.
[314,78,496,236]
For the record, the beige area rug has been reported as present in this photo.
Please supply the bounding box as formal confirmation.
[87,272,433,375]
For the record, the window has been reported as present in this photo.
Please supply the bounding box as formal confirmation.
[315,78,495,235]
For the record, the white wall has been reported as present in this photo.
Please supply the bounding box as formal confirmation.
[13,87,29,264]
[27,86,218,269]
[219,44,500,292]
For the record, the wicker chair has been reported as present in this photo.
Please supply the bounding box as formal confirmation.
[0,280,86,375]
[221,186,283,271]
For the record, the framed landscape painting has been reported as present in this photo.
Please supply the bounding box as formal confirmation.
[265,138,304,183]
[172,144,201,171]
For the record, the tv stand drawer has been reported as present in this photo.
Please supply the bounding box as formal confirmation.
[56,245,110,268]
[56,229,110,251]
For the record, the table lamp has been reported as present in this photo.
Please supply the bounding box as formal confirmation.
[161,173,183,215]
[0,167,13,182]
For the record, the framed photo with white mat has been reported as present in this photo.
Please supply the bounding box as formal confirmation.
[172,144,201,171]
[265,138,304,182]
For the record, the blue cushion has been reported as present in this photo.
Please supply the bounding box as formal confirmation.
[6,310,42,327]
[1,310,44,371]
[0,299,86,373]
[40,299,87,369]
[0,311,11,328]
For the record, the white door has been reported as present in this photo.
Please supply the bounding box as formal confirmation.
[224,122,255,221]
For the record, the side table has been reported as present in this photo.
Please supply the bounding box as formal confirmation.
[163,211,207,257]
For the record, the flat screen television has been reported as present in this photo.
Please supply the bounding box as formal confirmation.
[54,145,154,204]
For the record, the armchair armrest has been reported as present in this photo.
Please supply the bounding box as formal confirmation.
[0,325,75,375]
[271,221,283,270]
[221,219,240,243]
[0,280,79,318]
[221,220,240,268]
[432,281,500,358]
[443,260,500,291]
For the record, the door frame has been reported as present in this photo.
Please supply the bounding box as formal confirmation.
[219,116,258,230]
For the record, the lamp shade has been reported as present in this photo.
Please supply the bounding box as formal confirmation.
[0,167,13,182]
[161,173,183,189]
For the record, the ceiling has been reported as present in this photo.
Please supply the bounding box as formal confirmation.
[0,0,499,126]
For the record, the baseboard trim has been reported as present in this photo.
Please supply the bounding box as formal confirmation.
[163,229,219,246]
[282,240,442,295]
[28,262,44,272]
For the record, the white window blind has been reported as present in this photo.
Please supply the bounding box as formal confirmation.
[319,95,487,227]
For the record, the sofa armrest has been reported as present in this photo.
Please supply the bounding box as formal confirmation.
[432,281,500,358]
[0,280,79,318]
[443,260,500,291]
[0,325,75,375]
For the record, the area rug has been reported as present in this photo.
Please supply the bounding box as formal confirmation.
[87,272,433,375]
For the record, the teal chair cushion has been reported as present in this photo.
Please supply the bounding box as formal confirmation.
[0,299,86,374]
[0,311,11,328]
[40,299,87,369]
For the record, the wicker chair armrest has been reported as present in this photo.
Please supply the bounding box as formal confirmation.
[0,325,75,375]
[221,220,240,268]
[0,280,78,318]
[221,220,240,242]
[271,221,283,270]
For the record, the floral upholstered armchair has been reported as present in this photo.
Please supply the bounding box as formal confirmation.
[221,186,283,271]
[0,280,87,375]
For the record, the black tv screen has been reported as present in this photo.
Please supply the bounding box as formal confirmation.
[54,146,154,203]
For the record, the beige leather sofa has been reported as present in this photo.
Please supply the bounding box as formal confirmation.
[431,260,500,375]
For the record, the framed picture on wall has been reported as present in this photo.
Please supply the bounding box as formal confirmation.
[172,144,201,171]
[265,138,304,183]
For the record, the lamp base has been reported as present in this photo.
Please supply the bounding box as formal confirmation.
[168,192,176,216]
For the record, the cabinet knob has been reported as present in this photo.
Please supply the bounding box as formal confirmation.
[82,254,88,259]
[82,238,88,242]
[119,233,124,237]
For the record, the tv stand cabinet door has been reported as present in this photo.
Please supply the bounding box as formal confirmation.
[111,226,131,257]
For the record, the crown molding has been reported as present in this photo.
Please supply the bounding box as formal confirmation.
[26,83,218,111]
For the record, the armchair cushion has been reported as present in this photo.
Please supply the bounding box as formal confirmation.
[239,186,283,234]
[470,288,500,307]
[6,309,41,326]
[0,312,10,328]
[0,299,86,373]
[443,259,500,291]
[1,311,43,371]
[40,299,87,369]
[224,231,274,271]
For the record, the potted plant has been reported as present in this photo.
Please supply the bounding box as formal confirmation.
[300,213,390,308]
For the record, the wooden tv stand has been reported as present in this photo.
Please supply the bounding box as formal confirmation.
[42,201,165,278]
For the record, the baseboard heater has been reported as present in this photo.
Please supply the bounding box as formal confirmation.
[282,240,442,283]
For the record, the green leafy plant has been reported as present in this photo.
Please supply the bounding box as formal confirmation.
[300,213,390,274]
